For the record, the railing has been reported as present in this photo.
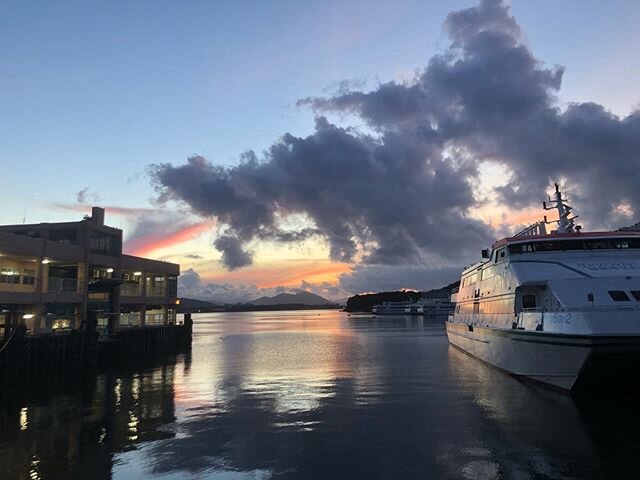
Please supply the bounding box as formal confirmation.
[120,284,142,296]
[146,286,166,297]
[47,277,78,293]
[521,305,640,313]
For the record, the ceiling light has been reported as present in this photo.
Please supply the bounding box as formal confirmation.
[41,258,50,264]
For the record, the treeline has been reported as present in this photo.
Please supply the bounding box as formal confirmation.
[345,281,460,313]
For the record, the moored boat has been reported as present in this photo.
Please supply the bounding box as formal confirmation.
[372,301,414,315]
[446,184,640,392]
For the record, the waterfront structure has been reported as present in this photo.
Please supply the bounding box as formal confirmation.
[447,184,640,392]
[0,207,179,337]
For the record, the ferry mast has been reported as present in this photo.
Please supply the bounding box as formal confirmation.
[543,183,581,234]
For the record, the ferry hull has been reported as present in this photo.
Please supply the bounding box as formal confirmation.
[446,322,640,392]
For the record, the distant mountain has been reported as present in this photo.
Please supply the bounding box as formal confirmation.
[250,291,333,306]
[619,221,640,232]
[178,297,224,313]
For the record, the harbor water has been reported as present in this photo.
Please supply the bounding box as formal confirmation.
[1,310,638,479]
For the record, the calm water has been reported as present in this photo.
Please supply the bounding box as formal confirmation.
[1,310,640,479]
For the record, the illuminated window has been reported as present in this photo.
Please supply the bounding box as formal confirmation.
[0,267,20,284]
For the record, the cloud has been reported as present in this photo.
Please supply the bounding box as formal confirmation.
[179,268,329,303]
[338,264,461,295]
[303,0,639,230]
[151,118,491,271]
[123,211,213,257]
[213,234,253,270]
[153,0,640,293]
[76,187,89,204]
[75,187,101,204]
[52,202,155,217]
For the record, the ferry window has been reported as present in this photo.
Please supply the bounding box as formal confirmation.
[509,244,522,254]
[609,290,630,302]
[481,266,495,280]
[522,295,536,309]
[494,248,506,263]
[631,291,640,301]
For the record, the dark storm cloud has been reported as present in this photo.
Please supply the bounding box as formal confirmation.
[338,264,462,295]
[151,117,491,269]
[152,0,640,280]
[304,0,639,226]
[213,234,253,270]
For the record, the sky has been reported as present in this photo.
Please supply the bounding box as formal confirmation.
[1,0,640,303]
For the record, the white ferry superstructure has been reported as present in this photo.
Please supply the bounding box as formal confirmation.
[446,184,640,392]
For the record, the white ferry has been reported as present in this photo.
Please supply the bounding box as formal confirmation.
[405,298,455,315]
[372,301,414,315]
[446,184,640,392]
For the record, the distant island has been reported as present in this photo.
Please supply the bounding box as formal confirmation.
[178,291,341,313]
[344,281,460,313]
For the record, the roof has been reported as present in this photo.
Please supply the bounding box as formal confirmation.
[492,230,640,249]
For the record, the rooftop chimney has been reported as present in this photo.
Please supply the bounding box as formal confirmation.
[91,207,105,226]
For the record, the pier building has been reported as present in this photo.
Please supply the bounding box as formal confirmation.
[0,207,179,337]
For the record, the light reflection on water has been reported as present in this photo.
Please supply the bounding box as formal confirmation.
[1,310,639,479]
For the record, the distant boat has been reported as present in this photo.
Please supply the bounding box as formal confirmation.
[372,301,414,315]
[413,298,455,315]
[447,183,640,392]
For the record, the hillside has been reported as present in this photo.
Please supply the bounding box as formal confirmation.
[177,297,224,313]
[250,291,332,306]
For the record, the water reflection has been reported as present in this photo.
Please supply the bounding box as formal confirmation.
[1,311,640,479]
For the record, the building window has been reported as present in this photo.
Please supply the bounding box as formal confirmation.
[609,290,630,302]
[167,275,178,297]
[22,269,36,285]
[90,231,120,255]
[49,228,78,245]
[0,267,20,284]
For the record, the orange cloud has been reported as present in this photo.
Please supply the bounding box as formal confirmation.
[203,260,352,288]
[125,221,213,257]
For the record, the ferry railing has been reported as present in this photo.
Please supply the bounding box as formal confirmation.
[521,305,640,313]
